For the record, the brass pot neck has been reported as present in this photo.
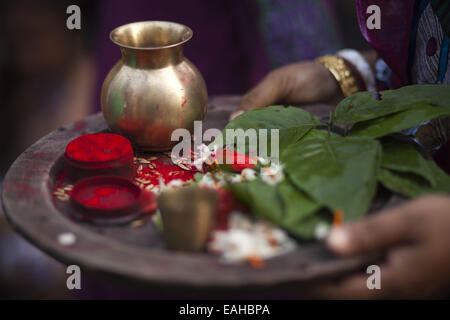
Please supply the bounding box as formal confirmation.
[120,46,184,69]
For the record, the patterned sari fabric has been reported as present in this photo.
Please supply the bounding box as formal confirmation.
[356,0,450,171]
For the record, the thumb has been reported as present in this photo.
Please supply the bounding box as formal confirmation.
[327,204,413,256]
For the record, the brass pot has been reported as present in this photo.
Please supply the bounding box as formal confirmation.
[101,21,208,151]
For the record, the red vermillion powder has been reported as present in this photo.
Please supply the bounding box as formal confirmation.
[71,178,141,212]
[135,156,197,186]
[80,185,137,210]
[132,156,247,229]
[56,151,246,227]
[65,133,132,164]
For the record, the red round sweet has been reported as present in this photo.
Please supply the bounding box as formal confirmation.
[71,176,147,217]
[64,133,135,181]
[65,133,133,167]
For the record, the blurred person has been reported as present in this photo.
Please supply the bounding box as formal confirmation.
[232,0,450,298]
[0,0,95,299]
[0,0,96,174]
[0,0,95,168]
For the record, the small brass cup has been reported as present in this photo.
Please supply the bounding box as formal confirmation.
[157,187,217,252]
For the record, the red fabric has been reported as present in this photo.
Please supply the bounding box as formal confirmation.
[356,0,415,88]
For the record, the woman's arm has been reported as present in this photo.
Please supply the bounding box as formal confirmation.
[230,49,377,120]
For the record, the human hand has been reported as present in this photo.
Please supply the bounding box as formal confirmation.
[230,61,342,120]
[311,195,450,299]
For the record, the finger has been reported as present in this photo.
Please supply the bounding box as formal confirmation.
[327,203,416,256]
[238,72,284,112]
[229,110,244,121]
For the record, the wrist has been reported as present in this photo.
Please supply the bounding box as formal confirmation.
[336,49,376,92]
[315,62,343,102]
[316,55,360,97]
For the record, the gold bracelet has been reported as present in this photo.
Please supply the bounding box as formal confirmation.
[316,55,360,97]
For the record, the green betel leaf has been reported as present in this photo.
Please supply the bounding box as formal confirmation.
[377,163,450,197]
[381,140,436,187]
[377,168,433,197]
[299,128,340,142]
[217,105,322,155]
[335,84,450,124]
[228,179,325,240]
[281,136,381,221]
[348,104,450,138]
[227,181,253,207]
[428,162,450,194]
[282,210,332,241]
[247,180,284,225]
[277,180,322,226]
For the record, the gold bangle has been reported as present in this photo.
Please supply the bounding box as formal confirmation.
[316,55,360,97]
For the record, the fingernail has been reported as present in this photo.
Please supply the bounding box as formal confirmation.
[230,110,244,120]
[327,227,350,251]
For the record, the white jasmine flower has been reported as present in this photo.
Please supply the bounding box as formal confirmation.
[156,178,185,195]
[192,158,205,172]
[209,229,253,262]
[198,173,224,189]
[166,179,184,189]
[149,177,166,195]
[314,223,330,240]
[260,162,284,186]
[193,144,210,171]
[229,174,243,184]
[228,211,253,230]
[192,144,218,171]
[208,212,296,264]
[257,157,270,166]
[241,168,257,181]
[198,174,215,188]
[197,143,211,156]
[210,144,219,156]
[57,232,76,246]
[151,186,161,195]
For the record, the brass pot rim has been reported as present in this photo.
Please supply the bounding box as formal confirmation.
[110,20,193,51]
